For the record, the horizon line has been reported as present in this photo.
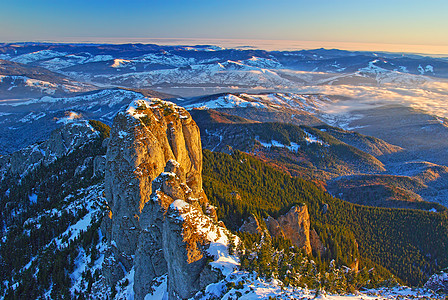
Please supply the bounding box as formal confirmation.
[2,37,448,57]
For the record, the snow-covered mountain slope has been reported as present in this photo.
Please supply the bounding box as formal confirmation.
[2,43,448,127]
[2,43,447,77]
[0,59,96,99]
[2,43,447,94]
[179,92,357,128]
[1,181,109,299]
[307,58,434,87]
[63,59,438,93]
[65,59,290,90]
[179,91,448,170]
[184,92,329,112]
[0,119,100,180]
[0,119,110,299]
[0,88,167,154]
[0,74,88,95]
[425,269,448,294]
[142,273,443,299]
[9,49,69,64]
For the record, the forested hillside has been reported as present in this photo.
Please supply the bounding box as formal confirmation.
[202,150,448,286]
[0,121,109,299]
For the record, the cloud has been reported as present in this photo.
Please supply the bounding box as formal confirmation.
[288,80,448,118]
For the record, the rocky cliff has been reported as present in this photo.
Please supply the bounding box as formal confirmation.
[102,98,235,299]
[0,119,101,180]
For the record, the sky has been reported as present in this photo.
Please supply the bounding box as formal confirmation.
[1,0,448,54]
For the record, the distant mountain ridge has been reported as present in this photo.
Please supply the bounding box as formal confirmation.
[0,59,96,99]
[1,43,447,95]
[1,43,447,76]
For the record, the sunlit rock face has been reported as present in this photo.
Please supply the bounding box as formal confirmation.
[267,205,312,255]
[241,205,321,256]
[102,98,226,299]
[104,99,205,255]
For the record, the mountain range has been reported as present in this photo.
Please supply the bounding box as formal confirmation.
[1,43,448,95]
[0,43,448,299]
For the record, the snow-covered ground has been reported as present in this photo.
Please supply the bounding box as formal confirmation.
[200,273,444,300]
[186,94,267,110]
[0,74,91,94]
[302,129,328,146]
[1,182,108,298]
[257,139,300,152]
[10,50,68,64]
[122,267,445,300]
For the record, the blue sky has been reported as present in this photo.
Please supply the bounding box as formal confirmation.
[1,0,447,53]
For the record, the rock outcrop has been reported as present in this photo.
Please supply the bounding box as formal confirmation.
[103,98,233,299]
[264,205,313,255]
[104,99,204,254]
[163,199,223,299]
[276,205,312,255]
[239,205,321,256]
[0,120,100,180]
[265,216,284,239]
[239,205,324,256]
[240,214,263,235]
[93,155,106,177]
